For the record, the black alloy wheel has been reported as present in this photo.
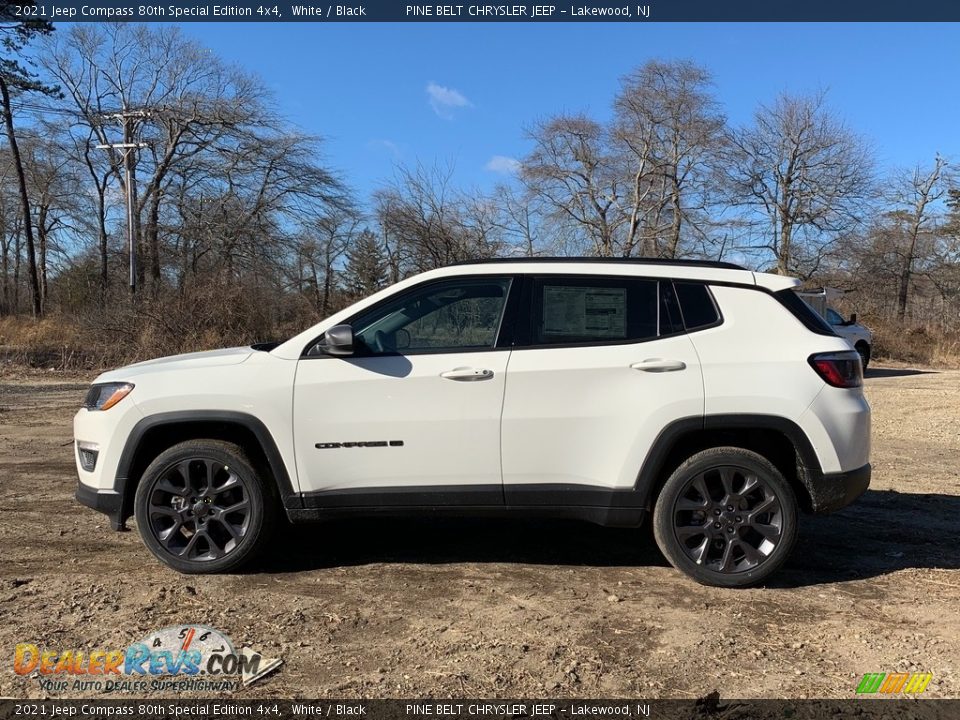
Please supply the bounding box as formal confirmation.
[134,440,275,573]
[653,447,798,587]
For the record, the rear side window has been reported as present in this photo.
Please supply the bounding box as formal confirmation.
[675,282,721,330]
[531,276,657,345]
[658,282,685,335]
[775,290,837,337]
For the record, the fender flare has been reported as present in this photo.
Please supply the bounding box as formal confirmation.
[634,413,824,506]
[114,410,300,524]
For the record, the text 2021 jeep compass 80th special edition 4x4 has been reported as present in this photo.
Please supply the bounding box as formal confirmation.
[75,259,871,587]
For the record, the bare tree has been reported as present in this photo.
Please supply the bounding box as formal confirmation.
[491,183,541,257]
[375,162,501,274]
[42,25,281,293]
[307,209,361,315]
[521,115,625,256]
[885,156,951,320]
[725,91,874,277]
[612,59,726,258]
[1,7,56,316]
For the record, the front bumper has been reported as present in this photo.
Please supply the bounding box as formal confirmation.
[76,483,126,531]
[807,463,871,513]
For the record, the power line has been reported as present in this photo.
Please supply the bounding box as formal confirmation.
[8,102,78,117]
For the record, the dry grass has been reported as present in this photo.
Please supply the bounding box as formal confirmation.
[871,321,960,369]
[3,309,959,372]
[0,284,323,371]
[0,316,91,369]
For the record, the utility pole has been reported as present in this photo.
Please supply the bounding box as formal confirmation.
[96,108,150,297]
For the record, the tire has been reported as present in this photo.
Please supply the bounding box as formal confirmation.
[134,439,277,574]
[652,447,798,588]
[855,342,871,371]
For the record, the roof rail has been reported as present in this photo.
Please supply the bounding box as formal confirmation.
[450,257,747,271]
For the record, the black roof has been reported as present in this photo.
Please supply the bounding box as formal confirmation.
[451,257,747,271]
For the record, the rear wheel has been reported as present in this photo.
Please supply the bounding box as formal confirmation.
[134,440,276,574]
[652,447,798,588]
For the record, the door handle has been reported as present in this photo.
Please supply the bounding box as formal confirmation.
[440,367,495,381]
[630,358,687,373]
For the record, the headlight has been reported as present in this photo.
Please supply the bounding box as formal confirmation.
[83,382,135,411]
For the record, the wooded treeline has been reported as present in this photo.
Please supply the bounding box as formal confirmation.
[1,20,958,366]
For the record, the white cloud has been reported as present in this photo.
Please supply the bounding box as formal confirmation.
[369,138,401,159]
[426,82,472,118]
[485,155,520,174]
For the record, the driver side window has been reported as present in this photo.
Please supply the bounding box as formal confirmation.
[352,277,512,355]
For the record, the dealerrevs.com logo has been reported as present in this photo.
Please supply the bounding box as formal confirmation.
[13,625,281,693]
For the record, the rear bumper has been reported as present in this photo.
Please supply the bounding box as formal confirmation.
[807,463,871,513]
[76,483,126,531]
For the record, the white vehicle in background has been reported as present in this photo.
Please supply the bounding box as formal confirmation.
[797,287,873,370]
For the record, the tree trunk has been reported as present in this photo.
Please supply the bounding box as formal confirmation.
[897,234,918,322]
[37,205,48,309]
[1,232,8,314]
[13,217,21,312]
[322,244,334,315]
[145,193,162,292]
[777,219,793,275]
[310,257,321,312]
[0,76,42,317]
[97,196,109,308]
[666,184,682,259]
[0,203,9,314]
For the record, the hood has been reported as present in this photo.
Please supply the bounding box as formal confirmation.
[96,346,254,382]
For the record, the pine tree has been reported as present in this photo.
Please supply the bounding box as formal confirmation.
[343,229,387,299]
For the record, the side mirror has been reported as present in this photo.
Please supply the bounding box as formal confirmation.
[310,324,354,357]
[849,313,858,325]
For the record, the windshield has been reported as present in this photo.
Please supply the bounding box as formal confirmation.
[825,308,845,325]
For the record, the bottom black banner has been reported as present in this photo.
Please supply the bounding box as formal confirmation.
[0,699,953,720]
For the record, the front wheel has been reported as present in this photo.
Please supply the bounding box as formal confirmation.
[855,342,871,371]
[652,447,798,588]
[134,439,276,574]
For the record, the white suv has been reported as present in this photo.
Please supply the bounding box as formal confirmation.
[823,308,873,370]
[74,259,871,587]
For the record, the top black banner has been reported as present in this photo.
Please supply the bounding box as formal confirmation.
[14,0,960,22]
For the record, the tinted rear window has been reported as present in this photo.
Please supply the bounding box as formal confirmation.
[675,282,721,330]
[776,290,838,336]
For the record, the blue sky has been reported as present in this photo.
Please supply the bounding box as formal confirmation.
[175,22,959,200]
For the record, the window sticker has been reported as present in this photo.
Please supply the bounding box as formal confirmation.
[542,286,627,338]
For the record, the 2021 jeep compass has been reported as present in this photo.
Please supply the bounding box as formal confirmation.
[75,259,871,587]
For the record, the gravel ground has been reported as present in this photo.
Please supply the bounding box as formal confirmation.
[0,365,957,700]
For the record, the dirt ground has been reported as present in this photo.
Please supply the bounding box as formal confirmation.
[0,365,957,701]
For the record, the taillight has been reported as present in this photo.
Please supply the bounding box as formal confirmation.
[808,351,863,388]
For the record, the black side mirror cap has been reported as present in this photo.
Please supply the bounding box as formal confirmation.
[310,324,354,357]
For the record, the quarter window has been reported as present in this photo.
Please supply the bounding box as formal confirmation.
[675,282,720,330]
[351,277,512,355]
